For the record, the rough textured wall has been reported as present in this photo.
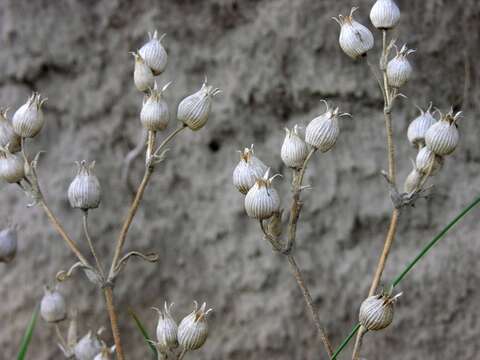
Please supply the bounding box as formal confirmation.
[0,0,479,359]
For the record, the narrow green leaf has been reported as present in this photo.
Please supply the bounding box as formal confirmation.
[16,305,39,360]
[128,307,158,359]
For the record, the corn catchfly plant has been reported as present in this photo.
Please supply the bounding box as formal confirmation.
[68,160,101,211]
[0,148,25,184]
[140,81,171,132]
[359,292,402,331]
[0,108,21,153]
[0,226,17,263]
[177,301,212,352]
[139,30,168,76]
[40,286,67,323]
[232,145,268,195]
[244,169,281,220]
[407,103,437,147]
[425,109,461,156]
[281,125,309,169]
[386,44,415,88]
[369,0,400,30]
[153,302,179,354]
[132,52,155,93]
[12,92,47,138]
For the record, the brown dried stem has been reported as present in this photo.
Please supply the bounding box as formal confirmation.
[103,286,125,360]
[82,210,105,279]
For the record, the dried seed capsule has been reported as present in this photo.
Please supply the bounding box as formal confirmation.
[425,109,461,156]
[74,331,103,360]
[359,292,401,331]
[244,169,281,220]
[407,103,436,147]
[387,44,415,88]
[415,147,443,176]
[68,160,101,210]
[0,149,25,183]
[40,286,67,323]
[233,145,268,195]
[177,79,221,131]
[132,52,155,92]
[281,125,309,169]
[139,30,168,76]
[403,161,422,193]
[333,8,374,59]
[177,301,212,351]
[0,227,17,263]
[305,101,349,152]
[12,93,47,138]
[154,302,178,353]
[140,81,171,131]
[369,0,400,30]
[0,109,21,153]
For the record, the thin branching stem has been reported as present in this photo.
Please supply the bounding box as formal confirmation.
[54,323,68,353]
[82,211,105,279]
[104,287,125,360]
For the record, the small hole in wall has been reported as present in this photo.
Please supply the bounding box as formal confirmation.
[208,139,221,153]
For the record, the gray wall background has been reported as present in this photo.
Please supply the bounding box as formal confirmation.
[0,0,479,359]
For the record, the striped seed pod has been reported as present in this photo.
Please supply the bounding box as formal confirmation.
[386,44,415,88]
[68,161,101,210]
[139,30,168,76]
[0,109,21,153]
[415,147,443,176]
[244,169,281,220]
[40,286,67,323]
[154,302,178,353]
[140,81,171,131]
[74,331,103,360]
[177,78,221,131]
[0,227,17,263]
[132,52,155,92]
[359,292,402,331]
[281,125,309,168]
[233,145,268,195]
[12,93,47,138]
[0,149,25,183]
[177,301,212,351]
[370,0,400,30]
[403,160,422,194]
[425,109,461,156]
[407,103,436,147]
[333,7,374,59]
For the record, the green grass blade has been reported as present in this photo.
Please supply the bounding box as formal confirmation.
[128,307,158,359]
[16,305,39,360]
[331,195,480,359]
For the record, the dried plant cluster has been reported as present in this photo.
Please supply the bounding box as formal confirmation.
[0,30,219,360]
[0,0,471,359]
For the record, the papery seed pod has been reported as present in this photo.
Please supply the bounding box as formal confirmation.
[281,125,309,168]
[12,93,46,138]
[68,161,101,210]
[153,302,178,353]
[333,8,374,59]
[177,301,212,351]
[386,44,415,88]
[232,145,268,195]
[0,149,25,183]
[40,286,67,323]
[425,109,461,156]
[305,101,350,152]
[369,0,400,30]
[415,147,443,176]
[139,30,168,76]
[407,103,436,147]
[0,227,17,263]
[359,292,402,331]
[0,109,21,153]
[244,169,281,220]
[140,81,171,131]
[403,161,422,194]
[177,78,221,131]
[132,52,155,92]
[74,331,103,360]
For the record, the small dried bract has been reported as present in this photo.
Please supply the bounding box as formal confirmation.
[40,286,67,323]
[74,331,103,360]
[12,93,47,138]
[425,109,461,156]
[0,227,17,263]
[333,7,374,59]
[370,0,400,30]
[177,301,212,351]
[177,78,221,131]
[305,101,349,152]
[359,292,402,331]
[244,169,281,220]
[139,30,168,76]
[132,52,155,92]
[0,108,21,153]
[153,302,178,353]
[233,145,268,195]
[281,125,309,169]
[68,160,101,211]
[0,148,25,183]
[140,81,171,132]
[407,103,436,147]
[386,44,415,88]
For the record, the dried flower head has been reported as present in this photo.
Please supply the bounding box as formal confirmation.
[0,148,25,184]
[333,8,374,59]
[40,286,67,323]
[0,226,17,263]
[233,145,268,195]
[74,331,103,360]
[12,93,47,138]
[132,52,155,92]
[370,0,400,30]
[139,30,168,76]
[359,292,402,331]
[407,103,436,147]
[281,125,309,169]
[153,302,178,353]
[140,81,171,132]
[386,44,415,88]
[415,147,443,176]
[68,160,101,211]
[0,108,21,153]
[244,169,281,220]
[177,301,212,351]
[425,108,461,156]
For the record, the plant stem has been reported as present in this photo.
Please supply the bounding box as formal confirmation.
[108,125,186,279]
[104,286,125,360]
[54,324,68,353]
[287,254,333,358]
[83,211,105,279]
[177,349,187,360]
[331,323,360,360]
